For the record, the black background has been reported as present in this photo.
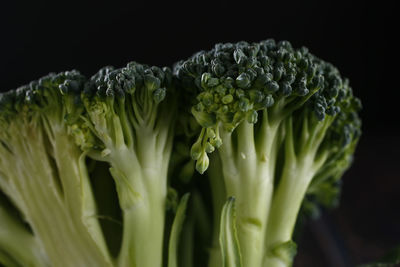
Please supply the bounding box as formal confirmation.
[0,0,398,266]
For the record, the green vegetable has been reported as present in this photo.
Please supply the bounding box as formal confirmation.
[75,63,176,267]
[0,39,361,267]
[0,71,111,266]
[175,39,361,267]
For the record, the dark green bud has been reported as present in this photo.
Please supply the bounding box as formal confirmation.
[307,64,316,78]
[255,73,272,88]
[223,77,234,89]
[249,90,264,103]
[151,66,165,81]
[285,73,296,84]
[199,92,214,106]
[219,105,229,113]
[123,79,136,94]
[207,77,219,87]
[326,106,338,116]
[247,110,258,124]
[144,75,161,91]
[265,81,279,93]
[284,52,294,62]
[253,66,265,75]
[236,73,251,89]
[245,68,257,80]
[190,141,202,160]
[260,56,270,67]
[280,81,292,96]
[66,79,80,92]
[299,58,309,69]
[210,136,222,148]
[221,94,234,104]
[201,73,211,88]
[276,47,286,61]
[233,49,247,64]
[205,142,215,153]
[196,153,209,174]
[215,85,227,95]
[182,61,196,75]
[262,95,275,108]
[315,103,326,120]
[239,97,251,112]
[300,46,309,55]
[212,63,225,77]
[153,87,166,104]
[328,87,339,98]
[297,78,309,96]
[311,75,324,89]
[274,67,284,81]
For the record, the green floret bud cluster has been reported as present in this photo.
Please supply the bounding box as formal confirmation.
[174,39,361,267]
[70,62,173,154]
[0,70,85,123]
[175,39,358,174]
[0,39,362,267]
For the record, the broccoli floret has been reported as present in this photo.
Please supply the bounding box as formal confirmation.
[0,71,111,266]
[69,62,177,267]
[174,39,361,267]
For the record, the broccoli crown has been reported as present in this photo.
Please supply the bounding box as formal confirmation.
[175,40,326,127]
[0,71,85,129]
[174,39,361,173]
[73,61,174,152]
[84,62,172,101]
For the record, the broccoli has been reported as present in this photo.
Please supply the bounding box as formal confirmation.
[72,62,177,267]
[0,71,112,266]
[174,39,361,267]
[0,39,361,267]
[0,63,181,267]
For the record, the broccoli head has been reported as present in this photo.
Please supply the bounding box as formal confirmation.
[175,39,361,267]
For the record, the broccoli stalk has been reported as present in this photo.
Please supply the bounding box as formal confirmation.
[175,40,361,267]
[74,63,176,267]
[0,72,112,266]
[207,153,227,267]
[0,196,47,267]
[264,102,360,267]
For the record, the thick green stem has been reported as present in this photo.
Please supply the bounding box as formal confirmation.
[208,153,226,267]
[263,116,332,267]
[263,157,316,267]
[110,143,168,267]
[52,130,111,262]
[8,128,111,267]
[230,171,273,267]
[0,204,48,266]
[118,199,165,267]
[116,170,166,267]
[215,121,276,267]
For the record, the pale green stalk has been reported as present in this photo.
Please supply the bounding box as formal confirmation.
[210,118,278,267]
[0,203,48,266]
[263,117,332,267]
[108,129,171,267]
[0,122,111,267]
